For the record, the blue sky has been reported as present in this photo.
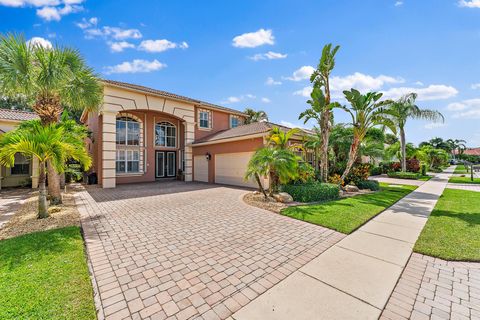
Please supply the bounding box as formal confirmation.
[1,0,480,146]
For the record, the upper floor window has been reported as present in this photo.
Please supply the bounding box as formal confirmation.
[155,122,176,147]
[116,117,140,146]
[198,109,211,129]
[230,115,240,128]
[11,153,30,175]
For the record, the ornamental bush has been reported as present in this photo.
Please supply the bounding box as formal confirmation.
[282,182,340,203]
[406,158,420,173]
[387,171,421,180]
[356,180,380,191]
[369,166,382,176]
[344,163,371,185]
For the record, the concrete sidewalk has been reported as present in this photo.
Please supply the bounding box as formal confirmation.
[232,167,455,320]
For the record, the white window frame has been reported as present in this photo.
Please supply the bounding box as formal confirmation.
[116,116,141,174]
[198,109,212,129]
[155,121,177,148]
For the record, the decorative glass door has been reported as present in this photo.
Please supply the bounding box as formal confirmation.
[156,151,176,178]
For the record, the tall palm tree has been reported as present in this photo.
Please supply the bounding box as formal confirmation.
[243,108,268,124]
[267,126,301,150]
[299,44,340,182]
[0,33,102,204]
[386,93,444,172]
[339,89,396,181]
[0,120,91,218]
[446,138,467,160]
[245,148,299,197]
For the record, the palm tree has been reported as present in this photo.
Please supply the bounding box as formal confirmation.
[299,44,340,182]
[303,127,321,170]
[386,93,444,172]
[0,120,91,218]
[245,148,299,197]
[267,126,301,150]
[339,89,396,181]
[446,139,466,160]
[384,141,417,162]
[244,108,268,124]
[417,145,449,169]
[0,33,102,204]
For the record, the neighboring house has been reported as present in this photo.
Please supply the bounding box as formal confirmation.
[0,109,39,189]
[82,80,312,189]
[455,148,480,156]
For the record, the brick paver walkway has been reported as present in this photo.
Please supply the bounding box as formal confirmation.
[76,182,344,320]
[381,253,480,320]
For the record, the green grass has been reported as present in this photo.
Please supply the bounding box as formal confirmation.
[448,176,480,184]
[0,226,96,320]
[454,164,467,174]
[281,183,417,234]
[414,189,480,261]
[418,175,432,181]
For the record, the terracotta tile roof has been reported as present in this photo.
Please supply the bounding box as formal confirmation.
[458,148,480,156]
[192,121,312,144]
[102,79,245,116]
[0,109,38,121]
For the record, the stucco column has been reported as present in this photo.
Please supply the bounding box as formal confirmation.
[184,121,195,182]
[31,157,39,188]
[102,111,117,188]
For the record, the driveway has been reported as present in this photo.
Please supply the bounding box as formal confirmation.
[76,181,344,320]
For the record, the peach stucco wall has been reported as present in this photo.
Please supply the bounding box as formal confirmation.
[192,137,264,183]
[194,107,245,140]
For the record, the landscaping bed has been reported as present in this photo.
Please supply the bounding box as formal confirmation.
[414,188,480,261]
[281,183,417,234]
[387,171,431,181]
[448,176,480,184]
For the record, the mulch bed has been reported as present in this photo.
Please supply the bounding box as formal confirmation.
[0,187,81,240]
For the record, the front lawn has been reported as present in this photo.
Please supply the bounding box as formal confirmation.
[0,226,96,320]
[448,176,480,184]
[281,183,417,234]
[414,189,480,261]
[454,164,467,174]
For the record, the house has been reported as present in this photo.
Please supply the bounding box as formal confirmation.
[455,148,480,156]
[0,109,39,189]
[82,80,312,189]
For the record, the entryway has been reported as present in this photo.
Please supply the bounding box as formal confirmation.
[155,151,176,178]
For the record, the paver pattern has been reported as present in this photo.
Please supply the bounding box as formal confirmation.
[76,181,344,320]
[381,253,480,320]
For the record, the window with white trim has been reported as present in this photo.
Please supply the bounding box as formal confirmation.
[155,122,176,147]
[116,116,141,173]
[230,115,240,128]
[11,153,30,175]
[198,110,211,129]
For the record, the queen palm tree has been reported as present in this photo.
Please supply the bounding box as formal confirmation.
[245,148,299,197]
[386,93,444,172]
[0,120,91,218]
[446,138,467,160]
[243,108,268,124]
[299,44,340,182]
[339,89,396,181]
[0,33,102,204]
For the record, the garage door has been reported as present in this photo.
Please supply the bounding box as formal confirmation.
[194,155,209,182]
[215,152,258,188]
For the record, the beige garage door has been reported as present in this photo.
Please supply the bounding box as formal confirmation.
[215,152,257,188]
[194,155,209,182]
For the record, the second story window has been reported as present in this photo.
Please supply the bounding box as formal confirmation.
[116,116,141,174]
[116,117,140,146]
[199,110,210,128]
[230,115,240,128]
[155,122,176,147]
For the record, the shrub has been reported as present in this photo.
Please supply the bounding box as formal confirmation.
[406,158,420,173]
[282,182,340,203]
[295,161,315,183]
[344,163,371,185]
[328,174,344,186]
[369,166,382,176]
[421,163,427,176]
[387,171,421,180]
[391,162,401,172]
[356,180,380,191]
[379,162,394,173]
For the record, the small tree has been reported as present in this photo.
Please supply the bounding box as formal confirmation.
[267,126,301,150]
[0,120,91,218]
[243,108,268,124]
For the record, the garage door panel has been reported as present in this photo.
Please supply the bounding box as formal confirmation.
[215,152,257,188]
[194,155,208,182]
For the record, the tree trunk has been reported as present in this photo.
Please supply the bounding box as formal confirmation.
[320,110,331,182]
[341,136,361,182]
[400,127,407,172]
[254,173,268,199]
[38,161,49,219]
[47,161,62,205]
[269,170,278,196]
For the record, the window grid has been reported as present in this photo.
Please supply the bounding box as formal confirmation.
[198,109,211,129]
[155,122,176,148]
[116,115,142,174]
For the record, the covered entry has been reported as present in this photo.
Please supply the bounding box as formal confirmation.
[156,151,176,178]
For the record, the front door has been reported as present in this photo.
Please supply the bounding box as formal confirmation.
[156,151,176,178]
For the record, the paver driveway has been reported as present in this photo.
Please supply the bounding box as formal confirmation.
[76,182,344,320]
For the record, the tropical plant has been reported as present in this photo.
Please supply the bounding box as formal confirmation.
[385,93,444,172]
[0,120,91,218]
[299,44,340,182]
[303,126,321,170]
[419,137,451,151]
[339,89,395,181]
[243,108,268,124]
[0,33,102,204]
[446,139,467,160]
[244,147,299,197]
[267,126,301,150]
[384,141,417,161]
[416,145,449,169]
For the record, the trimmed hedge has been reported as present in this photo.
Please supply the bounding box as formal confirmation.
[356,180,380,191]
[369,166,382,176]
[387,171,421,180]
[282,182,340,203]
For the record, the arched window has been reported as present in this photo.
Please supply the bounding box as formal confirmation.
[155,121,176,147]
[116,116,141,173]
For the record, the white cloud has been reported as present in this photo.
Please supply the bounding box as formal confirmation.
[232,28,274,48]
[26,36,52,48]
[471,83,480,90]
[395,1,403,6]
[0,0,63,7]
[76,16,97,29]
[84,26,142,40]
[414,81,424,86]
[265,77,281,85]
[261,97,271,103]
[221,94,256,104]
[36,3,82,21]
[381,84,458,101]
[249,51,287,61]
[447,102,469,111]
[104,59,166,74]
[425,122,447,129]
[330,72,405,92]
[223,96,241,103]
[285,65,315,81]
[458,0,480,8]
[279,120,310,130]
[293,86,312,97]
[449,99,480,119]
[138,39,188,52]
[109,41,135,52]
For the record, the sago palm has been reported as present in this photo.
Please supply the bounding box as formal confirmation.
[0,120,91,218]
[340,89,396,181]
[385,93,444,172]
[0,33,102,203]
